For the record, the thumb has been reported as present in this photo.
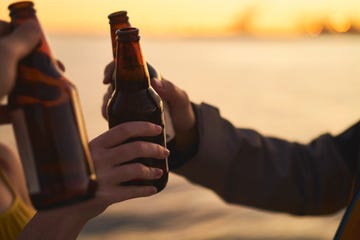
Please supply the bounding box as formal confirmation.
[150,77,195,132]
[150,77,167,98]
[150,77,189,109]
[0,20,41,98]
[2,20,41,60]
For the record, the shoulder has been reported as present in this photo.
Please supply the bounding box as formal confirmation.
[0,142,23,189]
[0,142,31,205]
[0,143,18,212]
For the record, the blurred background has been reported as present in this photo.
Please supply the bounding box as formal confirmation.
[1,0,360,37]
[1,0,360,239]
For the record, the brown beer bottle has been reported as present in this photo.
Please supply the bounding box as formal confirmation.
[108,11,175,143]
[7,1,97,209]
[108,11,131,60]
[108,11,160,80]
[107,27,168,192]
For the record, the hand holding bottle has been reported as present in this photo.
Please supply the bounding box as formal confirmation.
[68,121,168,219]
[17,121,168,240]
[150,77,198,153]
[101,61,198,160]
[0,19,40,100]
[106,27,169,191]
[101,61,114,118]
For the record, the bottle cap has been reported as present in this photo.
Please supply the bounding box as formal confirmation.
[116,27,140,42]
[8,1,36,17]
[108,11,129,24]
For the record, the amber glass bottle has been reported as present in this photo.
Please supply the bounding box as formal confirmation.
[108,11,175,143]
[108,11,160,79]
[7,1,97,209]
[108,11,131,59]
[107,27,168,192]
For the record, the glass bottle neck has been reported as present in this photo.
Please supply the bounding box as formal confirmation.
[8,2,63,80]
[9,2,54,60]
[109,12,131,59]
[115,39,150,92]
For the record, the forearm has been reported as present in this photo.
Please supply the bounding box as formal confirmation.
[17,210,88,240]
[174,103,357,215]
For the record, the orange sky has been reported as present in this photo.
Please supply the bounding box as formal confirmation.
[1,0,360,37]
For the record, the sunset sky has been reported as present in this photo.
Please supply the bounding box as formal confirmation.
[1,0,360,36]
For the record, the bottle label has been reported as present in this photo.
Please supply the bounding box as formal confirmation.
[10,109,41,194]
[163,101,175,143]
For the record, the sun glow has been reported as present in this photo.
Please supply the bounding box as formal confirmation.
[329,12,352,33]
[0,0,359,37]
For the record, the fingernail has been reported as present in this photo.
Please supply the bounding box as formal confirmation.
[154,168,163,178]
[153,124,162,133]
[164,148,170,157]
[148,187,158,195]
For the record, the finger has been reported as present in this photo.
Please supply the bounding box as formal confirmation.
[101,85,113,119]
[104,185,157,203]
[150,77,190,110]
[151,77,195,131]
[0,105,10,124]
[0,20,41,97]
[56,60,66,72]
[99,163,163,184]
[90,121,162,148]
[103,61,115,84]
[0,21,11,36]
[1,20,41,60]
[105,141,169,167]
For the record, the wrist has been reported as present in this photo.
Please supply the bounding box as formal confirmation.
[18,208,89,240]
[168,103,199,170]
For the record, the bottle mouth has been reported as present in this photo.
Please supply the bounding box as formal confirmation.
[8,1,36,18]
[116,27,140,42]
[108,10,129,23]
[8,1,34,10]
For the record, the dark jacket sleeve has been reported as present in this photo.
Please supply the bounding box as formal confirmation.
[173,102,359,216]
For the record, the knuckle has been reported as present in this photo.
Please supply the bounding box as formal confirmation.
[117,124,132,138]
[133,163,146,174]
[131,142,165,159]
[133,141,148,154]
[125,163,147,178]
[139,164,152,177]
[155,144,165,156]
